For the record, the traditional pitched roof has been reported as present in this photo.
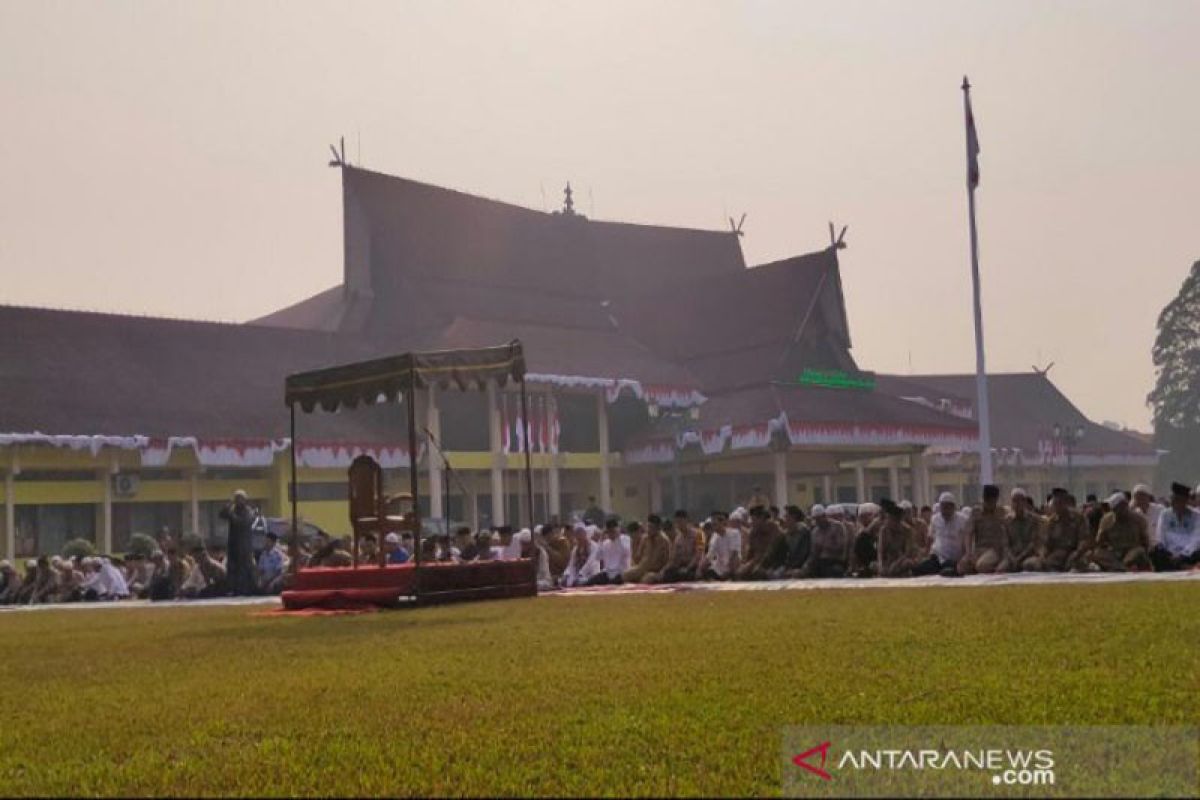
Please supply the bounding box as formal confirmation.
[876,372,1156,459]
[0,305,400,442]
[609,248,858,393]
[340,166,746,301]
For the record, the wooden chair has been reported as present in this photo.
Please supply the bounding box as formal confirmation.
[348,455,384,568]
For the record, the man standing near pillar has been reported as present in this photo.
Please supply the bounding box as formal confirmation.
[218,490,258,596]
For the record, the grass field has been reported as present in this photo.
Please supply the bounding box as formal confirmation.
[1,582,1197,797]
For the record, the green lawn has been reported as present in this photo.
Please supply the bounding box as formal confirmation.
[0,582,1197,797]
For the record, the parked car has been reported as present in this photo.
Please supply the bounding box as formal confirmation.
[250,515,326,554]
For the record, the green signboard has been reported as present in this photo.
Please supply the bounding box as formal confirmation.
[796,368,876,391]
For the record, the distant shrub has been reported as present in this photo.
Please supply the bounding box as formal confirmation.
[126,533,158,558]
[179,532,205,553]
[61,538,96,559]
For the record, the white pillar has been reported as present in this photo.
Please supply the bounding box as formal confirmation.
[548,455,561,519]
[487,382,505,526]
[854,465,867,502]
[822,474,833,506]
[773,451,789,508]
[909,452,925,507]
[4,467,14,562]
[189,469,201,536]
[101,464,114,555]
[888,464,901,501]
[596,393,611,513]
[426,385,444,520]
[467,475,480,532]
[650,470,664,513]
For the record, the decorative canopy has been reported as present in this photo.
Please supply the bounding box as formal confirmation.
[285,341,526,413]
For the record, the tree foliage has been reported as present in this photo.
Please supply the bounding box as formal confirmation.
[1148,260,1200,481]
[61,538,96,559]
[126,532,158,558]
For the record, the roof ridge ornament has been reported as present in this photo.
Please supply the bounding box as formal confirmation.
[562,182,575,216]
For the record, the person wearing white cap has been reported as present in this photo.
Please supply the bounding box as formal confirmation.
[1089,492,1152,571]
[700,510,742,580]
[560,524,601,588]
[1130,484,1164,545]
[219,489,258,596]
[383,532,411,564]
[914,492,968,576]
[799,504,851,578]
[1003,488,1045,572]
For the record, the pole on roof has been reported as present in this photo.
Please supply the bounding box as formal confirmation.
[289,403,299,578]
[962,76,994,486]
[407,370,422,602]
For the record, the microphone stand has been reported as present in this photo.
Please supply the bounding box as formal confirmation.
[422,426,471,559]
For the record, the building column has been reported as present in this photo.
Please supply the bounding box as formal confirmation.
[909,451,929,507]
[487,382,505,526]
[547,455,561,519]
[854,465,866,501]
[650,470,664,514]
[773,451,789,508]
[888,463,901,501]
[100,459,114,555]
[189,469,201,536]
[596,393,611,513]
[467,475,480,532]
[822,474,833,506]
[426,385,444,520]
[4,463,15,562]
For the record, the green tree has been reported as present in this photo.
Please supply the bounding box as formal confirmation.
[126,532,158,558]
[61,538,96,559]
[1148,260,1200,483]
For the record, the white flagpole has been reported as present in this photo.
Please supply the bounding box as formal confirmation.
[962,76,994,486]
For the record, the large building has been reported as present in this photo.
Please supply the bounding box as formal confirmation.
[0,166,1156,558]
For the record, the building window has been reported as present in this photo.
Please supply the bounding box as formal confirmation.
[14,504,97,557]
[14,470,96,482]
[289,482,349,502]
[112,502,184,552]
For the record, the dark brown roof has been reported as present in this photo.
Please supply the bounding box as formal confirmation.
[0,305,407,441]
[876,372,1156,456]
[610,248,857,392]
[699,383,978,433]
[341,166,746,302]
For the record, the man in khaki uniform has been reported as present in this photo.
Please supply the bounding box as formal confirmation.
[876,499,917,577]
[1040,488,1091,571]
[1003,488,1044,572]
[800,505,851,578]
[902,500,930,559]
[735,506,782,580]
[958,484,1009,575]
[623,519,671,584]
[1090,492,1152,571]
[656,510,703,583]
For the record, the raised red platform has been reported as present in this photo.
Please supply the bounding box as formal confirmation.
[281,559,537,610]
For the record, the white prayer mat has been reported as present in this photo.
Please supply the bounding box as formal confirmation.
[545,569,1200,597]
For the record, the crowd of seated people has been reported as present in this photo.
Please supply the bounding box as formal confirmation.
[423,480,1200,590]
[2,480,1197,605]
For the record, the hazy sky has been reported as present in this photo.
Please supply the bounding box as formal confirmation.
[3,0,1198,430]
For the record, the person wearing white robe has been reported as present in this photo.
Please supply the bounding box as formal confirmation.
[83,558,130,600]
[560,527,601,588]
[589,519,631,584]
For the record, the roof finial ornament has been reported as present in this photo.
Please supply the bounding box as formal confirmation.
[562,182,576,216]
